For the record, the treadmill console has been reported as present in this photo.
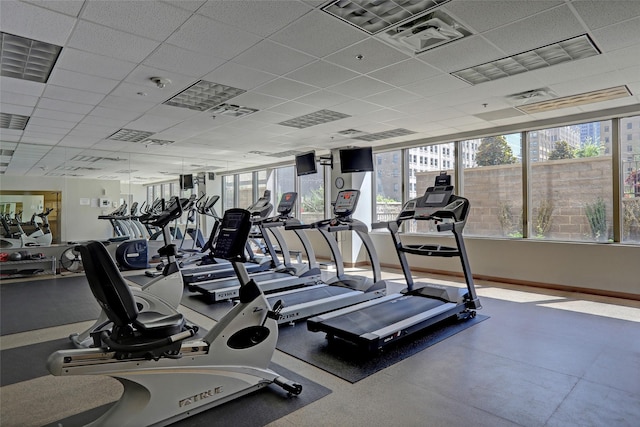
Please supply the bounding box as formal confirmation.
[247,190,273,220]
[334,190,359,217]
[213,209,252,261]
[277,192,297,217]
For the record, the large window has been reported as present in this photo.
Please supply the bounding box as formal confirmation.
[299,163,325,224]
[274,166,295,202]
[374,150,403,223]
[222,175,235,211]
[238,172,253,209]
[463,133,523,238]
[528,121,612,242]
[621,115,640,243]
[257,170,268,200]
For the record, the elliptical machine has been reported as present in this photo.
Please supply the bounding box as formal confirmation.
[48,208,302,426]
[70,197,189,348]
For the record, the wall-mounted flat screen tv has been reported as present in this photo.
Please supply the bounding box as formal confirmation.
[180,174,194,190]
[339,146,374,173]
[295,151,317,176]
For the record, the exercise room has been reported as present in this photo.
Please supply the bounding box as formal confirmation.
[1,1,639,426]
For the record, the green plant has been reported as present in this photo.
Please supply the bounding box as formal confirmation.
[575,139,603,158]
[376,194,400,204]
[497,201,522,237]
[623,198,640,240]
[534,199,553,238]
[584,197,607,241]
[301,187,324,213]
[548,140,575,160]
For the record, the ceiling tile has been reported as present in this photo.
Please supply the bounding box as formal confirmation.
[203,62,277,90]
[572,0,640,30]
[328,76,393,98]
[286,60,359,88]
[37,98,95,115]
[269,10,367,58]
[0,76,45,97]
[67,20,161,63]
[267,101,317,117]
[55,48,137,80]
[253,78,317,100]
[0,91,39,108]
[547,70,626,97]
[126,114,181,133]
[98,95,156,113]
[160,1,206,12]
[233,40,316,75]
[241,110,293,124]
[229,92,287,110]
[0,1,76,45]
[332,99,383,116]
[324,38,410,74]
[0,104,34,116]
[91,106,141,121]
[483,5,585,55]
[166,14,262,60]
[368,59,441,87]
[22,0,84,17]
[592,17,640,52]
[80,115,130,129]
[363,88,422,108]
[25,117,75,130]
[47,69,120,94]
[401,74,469,98]
[418,36,506,73]
[198,0,312,38]
[143,44,226,78]
[32,108,85,123]
[295,90,353,109]
[81,0,191,41]
[443,1,563,33]
[42,85,106,105]
[25,125,69,135]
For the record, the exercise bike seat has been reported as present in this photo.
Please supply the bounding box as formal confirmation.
[77,241,186,340]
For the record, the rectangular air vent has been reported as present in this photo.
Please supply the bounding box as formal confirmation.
[210,103,258,118]
[164,80,246,112]
[352,128,416,141]
[108,128,155,142]
[378,9,472,54]
[136,139,174,146]
[278,109,350,129]
[1,32,62,83]
[322,0,452,35]
[0,112,29,130]
[516,85,632,114]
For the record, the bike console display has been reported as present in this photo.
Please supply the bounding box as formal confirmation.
[213,209,252,261]
[334,190,359,217]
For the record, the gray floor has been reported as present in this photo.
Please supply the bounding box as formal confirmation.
[1,269,639,427]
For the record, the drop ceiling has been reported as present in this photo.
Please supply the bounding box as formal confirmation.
[0,0,639,183]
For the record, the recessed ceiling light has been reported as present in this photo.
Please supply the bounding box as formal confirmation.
[322,0,452,35]
[451,35,601,85]
[108,128,155,142]
[352,128,416,141]
[0,32,62,83]
[0,112,30,130]
[278,109,351,129]
[210,103,258,118]
[516,85,632,114]
[163,80,246,112]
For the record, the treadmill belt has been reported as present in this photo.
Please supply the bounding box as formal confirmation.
[318,295,443,336]
[269,286,355,307]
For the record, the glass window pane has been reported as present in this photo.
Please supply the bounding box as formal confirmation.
[407,143,455,233]
[257,170,267,198]
[621,115,640,244]
[374,150,403,223]
[274,166,295,202]
[528,121,612,242]
[463,134,523,238]
[300,163,325,224]
[238,172,253,208]
[223,175,235,210]
[146,186,153,205]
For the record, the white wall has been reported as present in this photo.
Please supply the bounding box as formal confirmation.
[1,175,121,241]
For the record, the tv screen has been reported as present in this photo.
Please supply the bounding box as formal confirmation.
[295,151,317,176]
[180,174,194,190]
[339,146,374,173]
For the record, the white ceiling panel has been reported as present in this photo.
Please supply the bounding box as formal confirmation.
[324,38,410,74]
[547,71,626,97]
[166,14,262,60]
[483,5,585,55]
[363,89,422,108]
[572,0,640,30]
[67,20,160,63]
[42,85,106,105]
[25,125,68,135]
[22,0,84,17]
[229,92,287,110]
[98,96,156,113]
[267,101,318,117]
[31,108,85,122]
[160,1,206,12]
[592,17,640,52]
[126,114,183,133]
[418,36,506,73]
[269,10,367,58]
[91,106,142,121]
[143,44,226,78]
[0,76,45,97]
[78,116,129,130]
[47,69,120,94]
[56,48,137,81]
[295,90,353,109]
[0,131,23,142]
[401,74,469,98]
[241,110,294,125]
[328,76,394,99]
[1,104,34,116]
[331,99,382,116]
[233,40,316,75]
[37,98,95,115]
[197,0,312,38]
[202,62,277,90]
[254,78,317,100]
[0,0,76,45]
[368,59,441,87]
[0,91,39,108]
[286,60,359,88]
[80,1,191,42]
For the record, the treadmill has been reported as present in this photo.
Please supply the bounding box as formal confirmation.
[307,172,482,352]
[181,191,275,283]
[266,189,386,325]
[187,192,322,303]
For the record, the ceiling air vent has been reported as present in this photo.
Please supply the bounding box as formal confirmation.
[516,85,632,114]
[352,128,416,141]
[278,109,350,129]
[378,9,472,54]
[0,112,30,130]
[210,103,258,118]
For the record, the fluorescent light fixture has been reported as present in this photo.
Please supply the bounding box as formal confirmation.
[516,85,632,114]
[278,109,351,129]
[0,32,62,83]
[266,150,308,158]
[451,35,601,85]
[322,0,452,34]
[137,139,174,146]
[108,128,155,142]
[163,80,246,112]
[56,166,101,171]
[1,149,15,156]
[210,103,258,117]
[0,112,30,130]
[352,128,416,141]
